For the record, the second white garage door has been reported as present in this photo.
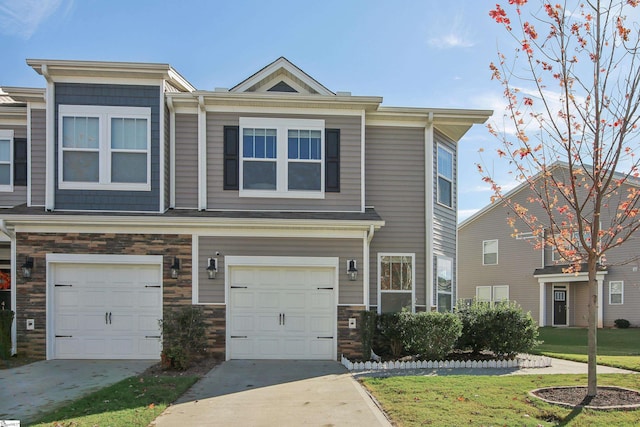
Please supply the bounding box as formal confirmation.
[228,266,336,360]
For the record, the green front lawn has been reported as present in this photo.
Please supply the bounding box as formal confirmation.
[29,374,198,427]
[362,374,640,427]
[534,327,640,371]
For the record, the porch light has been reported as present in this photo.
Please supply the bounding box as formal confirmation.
[170,257,180,279]
[207,257,218,280]
[21,256,34,278]
[347,259,358,281]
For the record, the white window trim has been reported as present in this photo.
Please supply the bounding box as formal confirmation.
[609,280,624,305]
[0,129,14,192]
[482,239,498,265]
[475,285,509,304]
[58,105,151,191]
[239,117,325,199]
[436,256,454,312]
[436,144,453,209]
[377,252,415,314]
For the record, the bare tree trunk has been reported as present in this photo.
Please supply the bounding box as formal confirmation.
[587,253,598,397]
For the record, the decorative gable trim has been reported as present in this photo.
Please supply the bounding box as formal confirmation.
[230,57,335,96]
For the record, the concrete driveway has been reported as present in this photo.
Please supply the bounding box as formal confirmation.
[151,360,392,427]
[0,359,155,424]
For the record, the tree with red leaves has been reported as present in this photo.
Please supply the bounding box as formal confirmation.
[483,0,640,397]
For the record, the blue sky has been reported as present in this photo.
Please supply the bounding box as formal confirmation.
[0,0,517,221]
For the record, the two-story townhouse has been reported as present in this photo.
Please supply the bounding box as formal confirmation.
[0,57,490,361]
[458,162,640,328]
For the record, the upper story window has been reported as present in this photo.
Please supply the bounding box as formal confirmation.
[0,130,14,192]
[58,105,151,191]
[482,239,498,265]
[239,117,324,198]
[437,145,453,207]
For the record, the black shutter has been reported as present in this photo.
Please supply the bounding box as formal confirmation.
[325,129,340,192]
[223,126,239,190]
[14,137,27,186]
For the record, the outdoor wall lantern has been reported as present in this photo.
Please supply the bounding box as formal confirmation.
[21,256,34,278]
[207,257,218,280]
[170,257,180,279]
[347,259,358,281]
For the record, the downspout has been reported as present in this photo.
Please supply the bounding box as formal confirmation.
[364,225,375,309]
[197,95,207,211]
[425,112,434,310]
[42,64,55,211]
[167,97,176,209]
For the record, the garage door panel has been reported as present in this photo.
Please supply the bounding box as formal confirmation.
[229,265,336,360]
[53,263,162,360]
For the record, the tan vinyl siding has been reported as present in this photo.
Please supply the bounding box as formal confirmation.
[30,109,46,206]
[174,113,198,208]
[206,113,361,211]
[197,236,363,305]
[365,126,426,309]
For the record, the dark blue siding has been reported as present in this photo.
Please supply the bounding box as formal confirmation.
[55,83,161,211]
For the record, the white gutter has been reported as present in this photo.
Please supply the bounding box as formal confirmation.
[425,112,434,309]
[42,64,55,211]
[0,220,15,239]
[197,95,207,211]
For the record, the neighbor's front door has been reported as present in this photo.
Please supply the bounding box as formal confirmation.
[554,289,567,326]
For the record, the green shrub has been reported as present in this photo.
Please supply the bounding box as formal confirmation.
[614,318,631,329]
[360,310,378,359]
[403,311,462,360]
[159,306,207,370]
[377,312,406,357]
[0,310,14,360]
[455,300,539,358]
[454,300,491,353]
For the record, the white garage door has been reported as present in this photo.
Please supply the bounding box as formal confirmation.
[228,266,336,360]
[52,263,162,359]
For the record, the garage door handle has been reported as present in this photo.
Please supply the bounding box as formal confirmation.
[145,335,161,339]
[279,313,282,325]
[105,312,108,324]
[231,286,248,289]
[56,335,73,338]
[145,285,161,288]
[282,313,285,325]
[231,336,248,339]
[317,336,333,339]
[317,287,333,290]
[109,312,112,324]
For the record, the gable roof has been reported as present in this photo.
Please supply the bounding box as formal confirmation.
[230,57,335,95]
[458,161,640,230]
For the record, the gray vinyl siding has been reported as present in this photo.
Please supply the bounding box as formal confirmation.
[174,113,198,208]
[206,113,361,211]
[30,109,46,206]
[433,131,457,307]
[0,124,27,207]
[54,83,161,211]
[365,126,426,309]
[197,236,363,304]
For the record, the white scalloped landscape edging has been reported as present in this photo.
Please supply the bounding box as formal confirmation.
[341,354,553,371]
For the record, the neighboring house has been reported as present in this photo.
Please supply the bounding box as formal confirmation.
[0,57,490,361]
[458,162,640,328]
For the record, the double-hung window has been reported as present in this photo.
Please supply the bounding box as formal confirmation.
[476,285,509,305]
[437,145,453,207]
[437,256,453,312]
[239,117,324,198]
[0,130,14,191]
[58,105,151,191]
[609,281,624,305]
[378,254,414,313]
[482,239,498,265]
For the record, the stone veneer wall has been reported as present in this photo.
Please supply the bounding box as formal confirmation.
[13,232,228,359]
[337,305,365,360]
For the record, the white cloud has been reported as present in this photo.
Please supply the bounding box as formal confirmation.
[427,12,474,49]
[0,0,67,39]
[458,208,480,222]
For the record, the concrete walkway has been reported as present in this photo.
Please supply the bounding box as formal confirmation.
[151,360,392,427]
[0,359,155,424]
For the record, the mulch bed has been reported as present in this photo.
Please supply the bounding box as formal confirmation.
[142,356,221,378]
[532,386,640,408]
